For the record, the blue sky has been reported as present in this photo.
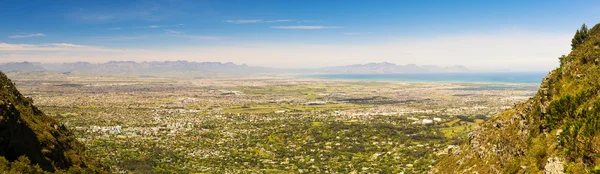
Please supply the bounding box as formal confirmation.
[1,0,599,71]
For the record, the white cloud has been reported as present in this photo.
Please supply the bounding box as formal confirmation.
[270,26,343,29]
[164,29,182,35]
[163,30,221,40]
[136,25,164,29]
[225,19,293,24]
[225,20,262,24]
[0,42,130,52]
[297,20,321,23]
[171,35,222,40]
[342,32,372,35]
[8,33,46,39]
[265,20,293,23]
[94,36,150,41]
[51,43,87,48]
[134,24,183,29]
[76,14,115,22]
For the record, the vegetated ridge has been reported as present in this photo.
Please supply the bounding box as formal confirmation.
[0,71,105,173]
[434,23,600,173]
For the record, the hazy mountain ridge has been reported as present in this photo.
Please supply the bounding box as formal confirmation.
[41,61,264,74]
[434,23,600,173]
[0,61,469,75]
[0,62,47,72]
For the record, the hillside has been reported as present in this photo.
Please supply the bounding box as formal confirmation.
[0,72,105,173]
[434,23,600,173]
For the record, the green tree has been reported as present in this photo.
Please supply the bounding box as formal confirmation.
[571,24,589,50]
[0,157,10,171]
[558,55,567,66]
[9,156,45,174]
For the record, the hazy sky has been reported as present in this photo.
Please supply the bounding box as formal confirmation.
[1,0,599,71]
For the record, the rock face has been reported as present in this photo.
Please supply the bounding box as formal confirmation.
[0,71,104,172]
[544,157,564,174]
[434,23,600,173]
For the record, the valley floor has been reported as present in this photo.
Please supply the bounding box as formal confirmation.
[9,72,538,173]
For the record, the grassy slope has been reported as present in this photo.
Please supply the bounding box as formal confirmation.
[434,23,600,173]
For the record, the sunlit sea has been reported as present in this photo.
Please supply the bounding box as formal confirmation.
[299,72,548,84]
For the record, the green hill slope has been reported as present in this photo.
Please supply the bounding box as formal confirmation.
[0,72,105,173]
[434,23,600,173]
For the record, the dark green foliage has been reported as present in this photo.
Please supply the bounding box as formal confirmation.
[8,156,45,173]
[559,55,567,67]
[457,115,475,122]
[545,87,596,129]
[559,98,600,162]
[572,24,589,50]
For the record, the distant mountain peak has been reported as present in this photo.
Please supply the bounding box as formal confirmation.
[0,61,46,72]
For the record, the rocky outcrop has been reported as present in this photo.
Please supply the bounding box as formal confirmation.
[544,157,564,174]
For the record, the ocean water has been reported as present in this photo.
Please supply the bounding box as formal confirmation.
[299,72,548,84]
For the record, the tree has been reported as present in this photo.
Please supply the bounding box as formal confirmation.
[571,24,589,50]
[9,156,45,173]
[558,55,567,67]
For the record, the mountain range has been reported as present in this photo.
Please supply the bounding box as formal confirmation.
[0,61,267,74]
[0,61,469,75]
